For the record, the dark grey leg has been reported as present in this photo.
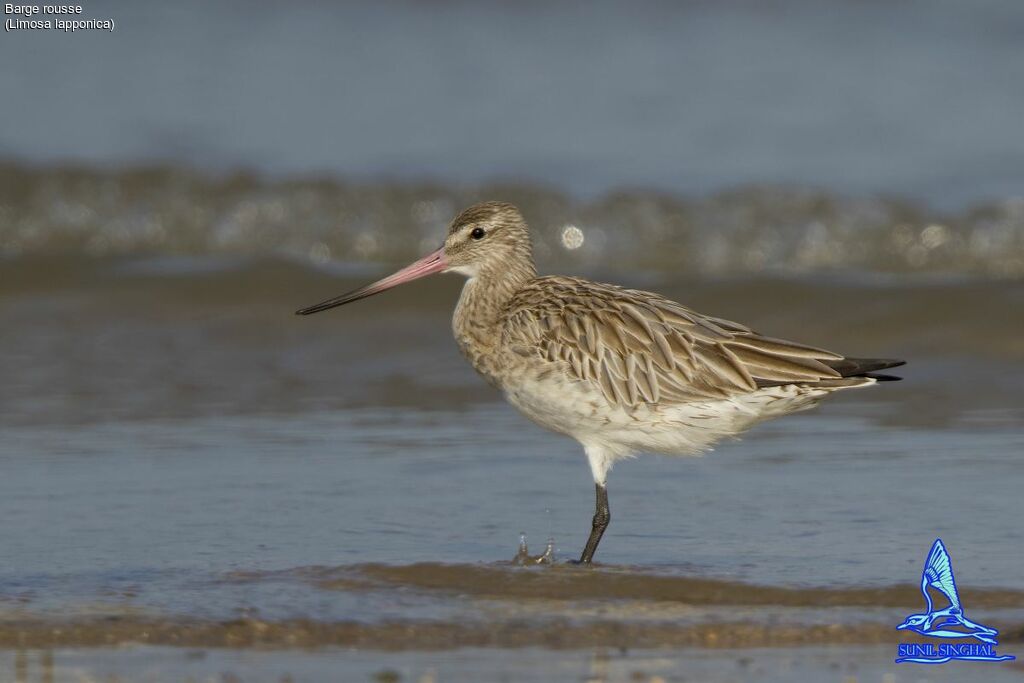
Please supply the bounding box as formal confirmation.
[579,483,610,564]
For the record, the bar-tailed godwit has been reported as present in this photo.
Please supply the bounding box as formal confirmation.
[298,202,904,563]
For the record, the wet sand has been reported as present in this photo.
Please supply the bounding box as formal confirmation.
[0,614,1019,652]
[314,562,1024,609]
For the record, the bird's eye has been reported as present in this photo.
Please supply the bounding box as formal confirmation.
[470,227,486,240]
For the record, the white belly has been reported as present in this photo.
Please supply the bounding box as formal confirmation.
[502,369,870,459]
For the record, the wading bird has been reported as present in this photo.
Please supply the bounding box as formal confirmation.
[297,202,903,563]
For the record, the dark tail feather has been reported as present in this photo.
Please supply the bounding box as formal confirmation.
[862,372,902,382]
[827,358,906,381]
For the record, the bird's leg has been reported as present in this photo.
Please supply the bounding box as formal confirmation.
[579,483,610,564]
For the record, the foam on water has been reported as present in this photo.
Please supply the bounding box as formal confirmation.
[2,165,1024,276]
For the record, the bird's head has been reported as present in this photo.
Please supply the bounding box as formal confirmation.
[442,201,533,279]
[295,201,534,315]
[897,614,930,631]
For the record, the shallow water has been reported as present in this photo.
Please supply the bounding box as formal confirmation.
[3,405,1024,624]
[2,181,1023,682]
[1,256,1022,650]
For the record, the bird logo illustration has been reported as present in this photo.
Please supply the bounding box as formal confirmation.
[892,540,1011,663]
[898,539,998,642]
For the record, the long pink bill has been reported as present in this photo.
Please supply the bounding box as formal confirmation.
[295,247,447,315]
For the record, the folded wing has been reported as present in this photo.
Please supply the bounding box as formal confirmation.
[502,277,892,407]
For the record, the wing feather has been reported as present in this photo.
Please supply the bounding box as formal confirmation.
[924,539,961,609]
[502,276,860,408]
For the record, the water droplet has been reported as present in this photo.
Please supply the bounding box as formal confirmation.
[513,532,530,565]
[513,533,556,565]
[920,223,949,249]
[561,224,584,250]
[539,537,555,565]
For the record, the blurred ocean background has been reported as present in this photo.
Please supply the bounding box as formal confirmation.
[3,0,1024,207]
[1,0,1023,274]
[1,1,1023,681]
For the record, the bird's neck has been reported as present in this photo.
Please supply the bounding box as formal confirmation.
[452,257,536,366]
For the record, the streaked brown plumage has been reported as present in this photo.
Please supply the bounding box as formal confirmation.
[298,200,904,563]
[503,276,880,406]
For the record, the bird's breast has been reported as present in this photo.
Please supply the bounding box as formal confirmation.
[451,307,505,389]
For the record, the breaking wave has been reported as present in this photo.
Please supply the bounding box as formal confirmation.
[2,163,1023,277]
